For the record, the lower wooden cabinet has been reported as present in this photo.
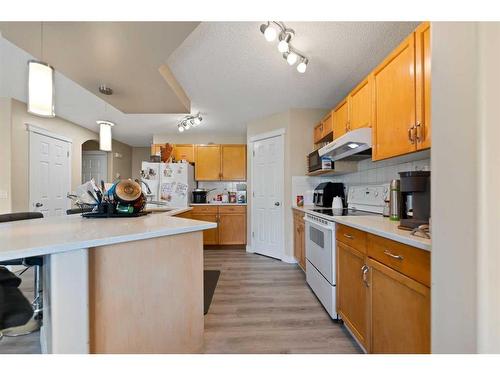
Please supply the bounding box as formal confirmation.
[336,224,430,353]
[337,242,369,350]
[368,258,431,354]
[191,205,246,246]
[293,209,306,271]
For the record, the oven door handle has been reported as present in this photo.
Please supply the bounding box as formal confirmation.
[304,217,334,232]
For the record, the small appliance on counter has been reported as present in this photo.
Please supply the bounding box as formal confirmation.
[313,182,345,207]
[192,188,216,204]
[236,183,247,204]
[398,171,431,229]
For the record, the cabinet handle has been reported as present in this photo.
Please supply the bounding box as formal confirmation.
[343,233,354,239]
[415,121,422,142]
[361,265,369,287]
[383,250,404,260]
[408,125,415,144]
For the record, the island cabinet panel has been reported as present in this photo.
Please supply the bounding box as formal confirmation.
[333,99,348,140]
[173,144,195,163]
[371,33,417,160]
[337,242,369,351]
[195,145,221,180]
[221,145,247,181]
[89,232,204,353]
[368,258,431,354]
[348,78,372,130]
[415,21,431,150]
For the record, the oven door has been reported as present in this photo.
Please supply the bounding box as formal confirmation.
[304,216,334,284]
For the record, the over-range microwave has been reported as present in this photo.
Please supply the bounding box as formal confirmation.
[308,150,333,173]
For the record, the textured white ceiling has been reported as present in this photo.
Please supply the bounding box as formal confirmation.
[166,21,419,136]
[1,21,419,146]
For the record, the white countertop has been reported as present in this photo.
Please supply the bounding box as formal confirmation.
[0,212,216,262]
[144,205,193,214]
[190,203,247,206]
[293,205,431,251]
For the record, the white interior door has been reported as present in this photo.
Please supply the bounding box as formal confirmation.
[82,151,108,184]
[251,134,284,259]
[29,129,71,217]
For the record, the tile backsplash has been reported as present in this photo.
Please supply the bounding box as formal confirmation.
[292,150,430,204]
[198,181,247,202]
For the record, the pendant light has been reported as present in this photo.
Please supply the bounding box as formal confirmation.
[98,104,114,151]
[27,22,55,118]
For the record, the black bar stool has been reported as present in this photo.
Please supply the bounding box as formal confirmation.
[0,212,44,337]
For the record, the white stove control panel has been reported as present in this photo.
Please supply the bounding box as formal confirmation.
[347,184,389,214]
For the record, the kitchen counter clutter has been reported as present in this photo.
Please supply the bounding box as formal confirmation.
[190,202,247,206]
[292,205,431,251]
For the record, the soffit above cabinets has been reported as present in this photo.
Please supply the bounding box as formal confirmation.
[0,21,199,114]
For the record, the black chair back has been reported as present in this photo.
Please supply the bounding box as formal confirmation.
[0,212,43,223]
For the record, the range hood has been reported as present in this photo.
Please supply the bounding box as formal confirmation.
[318,127,372,161]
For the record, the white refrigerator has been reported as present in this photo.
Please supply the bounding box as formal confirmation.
[140,162,195,207]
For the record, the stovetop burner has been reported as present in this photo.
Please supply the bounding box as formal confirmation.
[311,208,381,217]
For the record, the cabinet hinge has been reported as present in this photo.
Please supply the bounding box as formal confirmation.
[67,151,70,157]
[252,231,255,238]
[253,150,255,157]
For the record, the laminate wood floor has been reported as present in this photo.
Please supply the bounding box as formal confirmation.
[203,249,362,354]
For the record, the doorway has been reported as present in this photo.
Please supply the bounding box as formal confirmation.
[249,130,285,260]
[28,125,71,217]
[82,150,108,184]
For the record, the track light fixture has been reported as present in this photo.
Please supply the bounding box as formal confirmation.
[177,113,203,132]
[259,21,309,73]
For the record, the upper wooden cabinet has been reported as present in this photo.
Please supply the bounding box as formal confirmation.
[415,21,431,150]
[173,144,195,163]
[371,32,417,160]
[333,99,349,139]
[195,145,222,180]
[221,145,247,181]
[348,77,372,131]
[195,144,246,181]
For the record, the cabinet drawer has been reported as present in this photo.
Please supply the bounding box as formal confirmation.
[367,234,430,287]
[336,224,367,253]
[190,205,219,214]
[219,205,246,214]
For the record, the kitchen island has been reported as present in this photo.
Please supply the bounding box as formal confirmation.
[0,212,216,354]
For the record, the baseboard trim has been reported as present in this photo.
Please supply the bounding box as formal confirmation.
[245,245,254,253]
[281,255,298,264]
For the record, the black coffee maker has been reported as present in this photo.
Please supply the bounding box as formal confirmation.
[398,171,431,229]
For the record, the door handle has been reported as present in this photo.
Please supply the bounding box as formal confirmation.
[343,233,354,240]
[35,202,43,208]
[361,265,369,287]
[274,202,280,206]
[415,121,422,142]
[384,250,404,260]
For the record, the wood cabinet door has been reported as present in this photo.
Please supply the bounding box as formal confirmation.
[298,219,306,270]
[191,213,218,245]
[173,144,195,163]
[368,258,430,354]
[321,112,333,139]
[337,242,369,350]
[372,33,417,160]
[313,122,323,143]
[416,21,431,150]
[348,78,372,130]
[195,145,221,181]
[218,212,246,245]
[333,99,348,140]
[221,145,246,181]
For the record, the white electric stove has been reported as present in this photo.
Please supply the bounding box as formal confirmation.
[304,184,389,320]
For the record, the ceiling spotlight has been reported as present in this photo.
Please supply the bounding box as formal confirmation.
[178,124,185,132]
[286,51,298,65]
[183,120,191,130]
[193,115,202,126]
[277,33,292,53]
[297,58,309,73]
[260,22,277,42]
[98,84,113,95]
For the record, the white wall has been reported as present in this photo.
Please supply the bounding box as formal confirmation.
[477,22,500,353]
[431,22,479,353]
